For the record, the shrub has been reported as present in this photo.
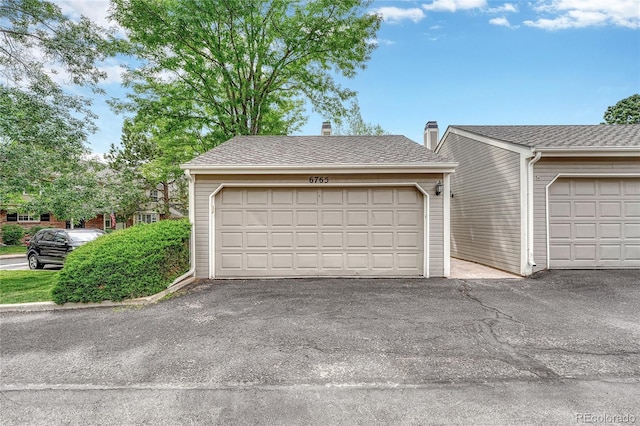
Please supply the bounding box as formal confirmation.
[1,224,25,245]
[53,219,191,304]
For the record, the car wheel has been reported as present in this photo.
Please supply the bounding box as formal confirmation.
[28,254,44,270]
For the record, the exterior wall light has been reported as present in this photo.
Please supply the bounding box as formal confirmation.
[435,180,443,196]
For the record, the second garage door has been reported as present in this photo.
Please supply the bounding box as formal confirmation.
[548,177,640,268]
[215,186,425,277]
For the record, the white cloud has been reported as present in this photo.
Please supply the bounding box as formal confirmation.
[372,6,426,23]
[526,0,640,29]
[422,0,487,12]
[487,3,518,13]
[54,0,126,36]
[489,17,515,28]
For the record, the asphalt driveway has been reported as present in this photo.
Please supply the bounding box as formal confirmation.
[1,270,639,425]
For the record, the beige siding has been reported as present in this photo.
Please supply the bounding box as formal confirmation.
[192,173,446,278]
[438,133,522,274]
[532,158,640,272]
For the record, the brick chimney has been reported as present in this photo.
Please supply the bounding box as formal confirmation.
[321,121,332,136]
[423,121,438,150]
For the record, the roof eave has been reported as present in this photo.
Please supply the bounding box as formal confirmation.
[180,163,458,174]
[534,147,640,157]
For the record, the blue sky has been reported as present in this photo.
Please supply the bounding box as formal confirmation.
[57,0,640,154]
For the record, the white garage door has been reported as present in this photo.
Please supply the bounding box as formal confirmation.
[548,177,640,268]
[215,187,425,277]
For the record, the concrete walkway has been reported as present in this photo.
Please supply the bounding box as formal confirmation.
[449,257,522,279]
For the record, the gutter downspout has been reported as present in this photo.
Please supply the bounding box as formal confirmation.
[169,169,196,287]
[526,151,542,273]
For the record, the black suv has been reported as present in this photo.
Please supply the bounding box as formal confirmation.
[27,228,105,269]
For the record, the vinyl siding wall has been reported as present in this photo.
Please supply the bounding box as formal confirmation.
[532,157,640,272]
[438,133,522,274]
[192,173,446,278]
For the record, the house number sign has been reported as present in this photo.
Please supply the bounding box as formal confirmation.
[308,176,330,183]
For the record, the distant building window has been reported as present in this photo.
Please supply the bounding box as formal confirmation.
[136,213,159,224]
[18,213,40,222]
[6,213,17,222]
[104,215,112,230]
[40,213,50,222]
[150,189,159,202]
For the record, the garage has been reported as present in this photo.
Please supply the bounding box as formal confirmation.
[548,177,640,268]
[181,133,457,279]
[214,186,424,277]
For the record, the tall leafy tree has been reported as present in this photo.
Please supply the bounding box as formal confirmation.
[603,94,640,124]
[332,99,388,136]
[105,118,187,221]
[0,0,111,214]
[110,0,381,166]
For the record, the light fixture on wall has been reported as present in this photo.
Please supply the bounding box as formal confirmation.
[435,180,443,196]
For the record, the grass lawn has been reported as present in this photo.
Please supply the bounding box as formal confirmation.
[0,270,58,304]
[0,245,27,256]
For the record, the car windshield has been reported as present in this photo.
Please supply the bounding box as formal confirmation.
[68,231,104,243]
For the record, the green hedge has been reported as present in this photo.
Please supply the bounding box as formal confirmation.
[1,224,25,245]
[53,219,191,304]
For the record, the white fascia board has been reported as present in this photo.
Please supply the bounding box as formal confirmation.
[437,128,534,156]
[534,148,640,157]
[181,164,458,175]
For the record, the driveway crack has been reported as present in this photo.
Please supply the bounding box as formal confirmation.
[459,281,561,380]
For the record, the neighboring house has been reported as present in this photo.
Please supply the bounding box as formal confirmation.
[181,129,457,279]
[0,210,114,234]
[1,184,184,237]
[435,124,640,276]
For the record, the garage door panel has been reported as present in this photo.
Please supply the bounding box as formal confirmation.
[246,211,268,226]
[625,245,640,261]
[624,180,640,195]
[600,245,621,261]
[373,189,393,204]
[216,187,424,277]
[372,211,394,226]
[574,223,596,239]
[398,211,420,227]
[346,211,368,226]
[246,232,268,248]
[599,180,621,195]
[297,253,318,269]
[600,202,621,218]
[321,232,343,248]
[626,224,640,239]
[272,232,293,248]
[574,202,596,217]
[574,180,596,195]
[272,210,293,226]
[322,211,343,226]
[600,224,621,239]
[625,201,640,217]
[549,201,571,218]
[297,211,318,226]
[297,233,318,248]
[549,178,640,268]
[272,189,294,205]
[549,223,570,239]
[347,253,368,269]
[273,253,293,269]
[346,232,368,248]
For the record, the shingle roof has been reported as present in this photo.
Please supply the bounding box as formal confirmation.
[183,135,453,167]
[451,125,640,149]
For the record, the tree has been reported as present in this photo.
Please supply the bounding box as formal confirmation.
[333,99,388,135]
[0,0,111,212]
[105,118,188,221]
[110,0,380,165]
[603,94,640,124]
